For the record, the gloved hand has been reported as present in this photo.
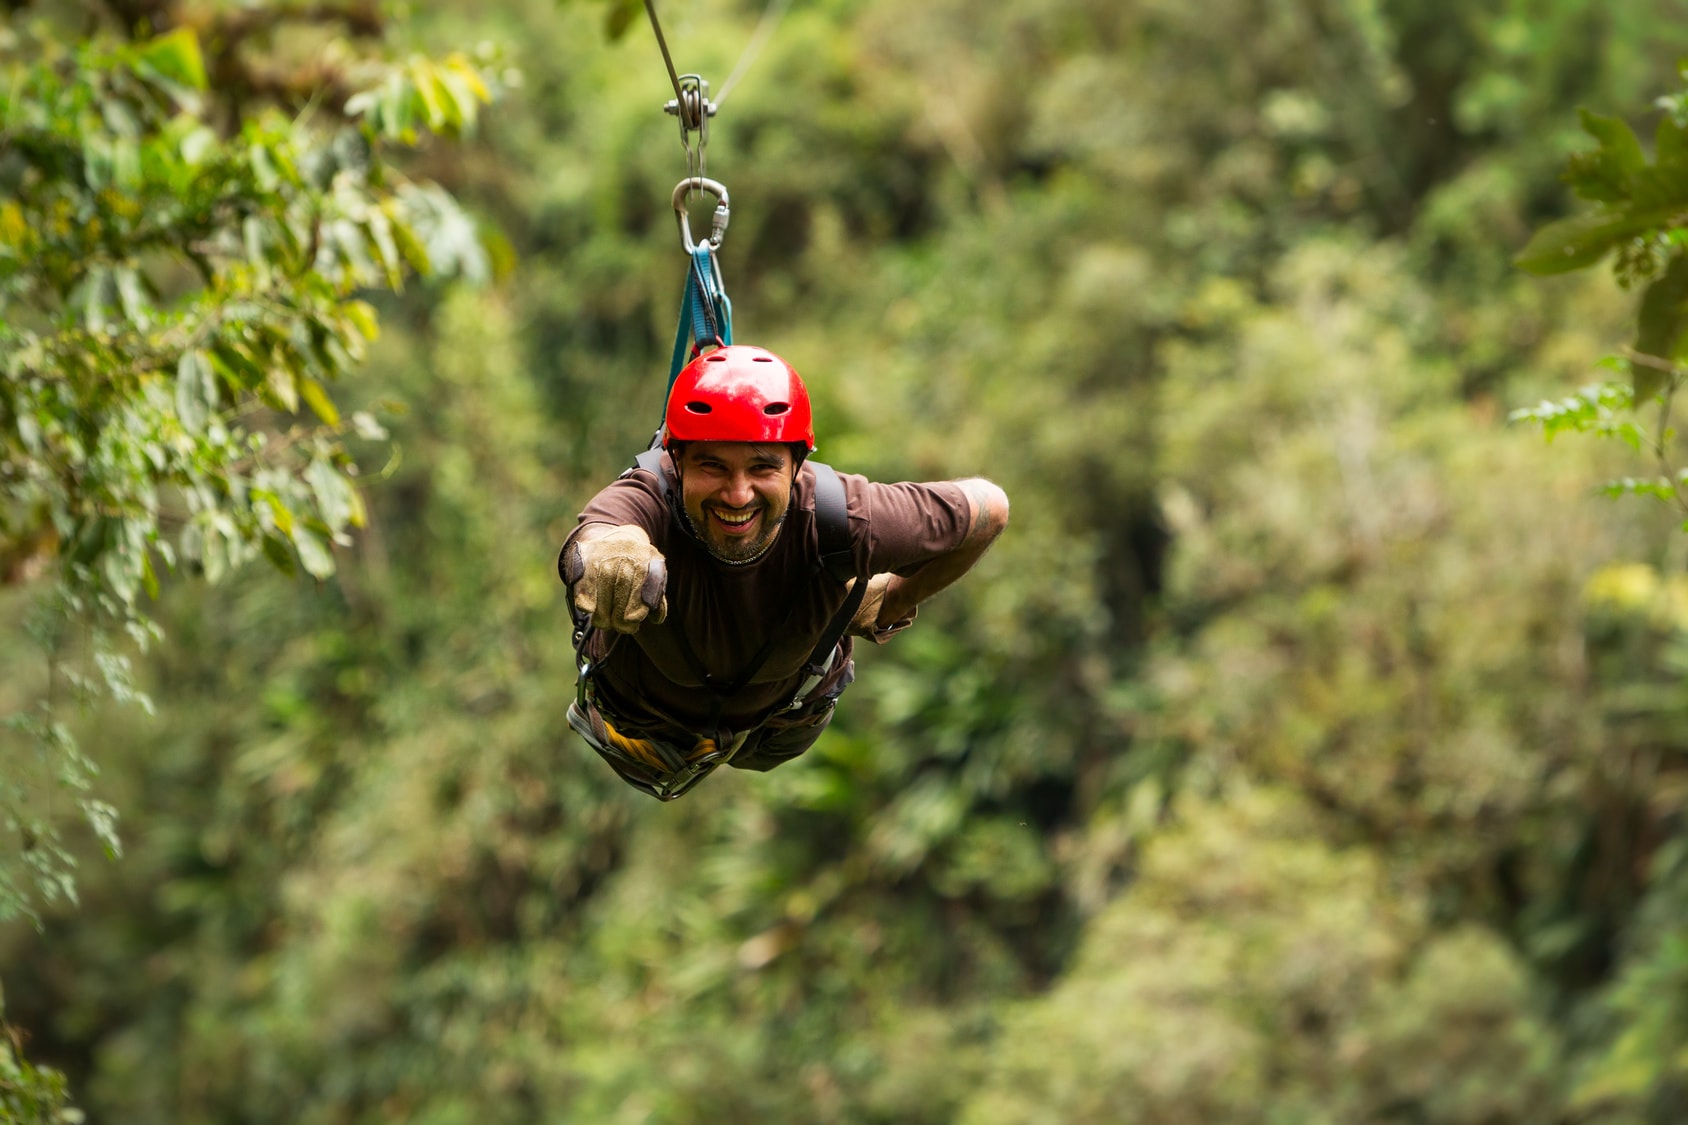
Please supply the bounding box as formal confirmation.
[847,572,915,644]
[562,525,668,633]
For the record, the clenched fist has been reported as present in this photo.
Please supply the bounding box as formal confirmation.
[562,525,668,633]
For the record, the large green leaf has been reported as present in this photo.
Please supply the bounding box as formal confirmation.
[1514,206,1682,274]
[1567,109,1647,203]
[131,28,208,92]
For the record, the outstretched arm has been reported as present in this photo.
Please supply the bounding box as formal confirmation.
[861,479,1009,637]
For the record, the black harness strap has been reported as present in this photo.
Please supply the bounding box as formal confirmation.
[797,460,867,676]
[810,459,855,585]
[634,444,668,479]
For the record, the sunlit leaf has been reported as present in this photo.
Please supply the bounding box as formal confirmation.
[265,364,300,413]
[386,209,432,276]
[445,55,491,104]
[342,299,381,342]
[250,143,279,191]
[178,123,215,164]
[409,58,450,130]
[175,349,215,433]
[113,265,149,328]
[298,377,341,427]
[132,28,208,91]
[293,527,335,579]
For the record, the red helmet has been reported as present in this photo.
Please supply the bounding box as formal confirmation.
[663,345,815,451]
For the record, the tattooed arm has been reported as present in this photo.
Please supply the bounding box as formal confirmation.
[870,479,1010,631]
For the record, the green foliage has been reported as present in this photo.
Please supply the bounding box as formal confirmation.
[1518,68,1688,437]
[1508,379,1688,516]
[0,1018,80,1125]
[10,0,1688,1121]
[1511,380,1643,445]
[960,789,1560,1125]
[0,982,79,1123]
[0,18,495,920]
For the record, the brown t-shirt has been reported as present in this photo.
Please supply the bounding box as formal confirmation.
[563,460,971,739]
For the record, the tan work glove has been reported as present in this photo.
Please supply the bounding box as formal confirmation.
[847,573,915,644]
[562,525,668,633]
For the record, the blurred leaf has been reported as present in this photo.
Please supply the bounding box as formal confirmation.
[298,377,341,427]
[1515,210,1676,274]
[292,527,335,579]
[174,349,215,433]
[264,363,300,414]
[131,28,207,91]
[604,0,641,40]
[1568,109,1646,203]
[341,300,381,342]
[261,533,298,577]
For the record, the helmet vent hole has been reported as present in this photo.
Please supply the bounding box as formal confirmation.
[706,354,727,362]
[685,401,713,414]
[752,356,773,362]
[763,403,789,415]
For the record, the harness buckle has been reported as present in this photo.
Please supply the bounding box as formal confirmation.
[649,731,747,800]
[784,647,837,712]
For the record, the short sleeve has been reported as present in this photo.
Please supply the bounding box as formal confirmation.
[854,479,972,576]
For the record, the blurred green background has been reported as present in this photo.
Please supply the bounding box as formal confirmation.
[9,0,1688,1120]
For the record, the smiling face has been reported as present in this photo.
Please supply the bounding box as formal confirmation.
[674,441,798,564]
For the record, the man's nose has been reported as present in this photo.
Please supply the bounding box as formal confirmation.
[719,472,756,508]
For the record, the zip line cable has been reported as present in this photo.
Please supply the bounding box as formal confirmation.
[641,0,686,106]
[714,0,793,108]
[641,0,792,117]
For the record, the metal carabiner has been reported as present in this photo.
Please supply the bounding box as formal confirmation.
[672,176,730,253]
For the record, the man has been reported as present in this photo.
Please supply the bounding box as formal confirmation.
[558,344,1009,800]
